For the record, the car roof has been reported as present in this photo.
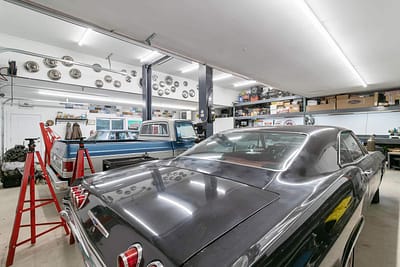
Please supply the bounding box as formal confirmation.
[224,125,346,135]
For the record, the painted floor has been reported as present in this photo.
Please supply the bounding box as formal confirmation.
[0,170,398,266]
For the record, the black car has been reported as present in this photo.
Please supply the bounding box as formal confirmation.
[61,126,385,267]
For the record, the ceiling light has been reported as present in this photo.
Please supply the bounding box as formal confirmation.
[233,80,257,87]
[301,1,367,87]
[213,73,233,81]
[78,28,92,46]
[180,62,199,73]
[152,102,197,111]
[38,90,144,106]
[139,51,163,63]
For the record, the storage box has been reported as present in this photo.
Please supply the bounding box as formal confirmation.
[336,94,349,100]
[336,96,374,110]
[306,102,336,112]
[289,104,300,113]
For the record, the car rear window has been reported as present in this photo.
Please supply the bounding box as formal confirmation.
[181,131,307,170]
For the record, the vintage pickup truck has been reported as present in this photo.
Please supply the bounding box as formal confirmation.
[47,119,196,190]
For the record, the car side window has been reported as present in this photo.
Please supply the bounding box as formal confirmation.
[139,123,169,136]
[340,132,364,165]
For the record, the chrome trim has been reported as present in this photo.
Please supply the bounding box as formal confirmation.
[87,210,109,238]
[46,165,68,191]
[118,243,142,267]
[337,130,368,168]
[60,201,106,267]
[342,216,365,267]
[146,260,164,267]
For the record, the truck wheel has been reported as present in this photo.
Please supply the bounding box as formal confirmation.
[372,189,380,204]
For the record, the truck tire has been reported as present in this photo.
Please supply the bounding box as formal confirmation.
[372,189,380,204]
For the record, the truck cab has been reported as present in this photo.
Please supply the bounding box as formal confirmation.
[48,119,196,190]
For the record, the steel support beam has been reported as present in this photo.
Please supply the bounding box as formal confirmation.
[198,64,213,138]
[142,64,152,121]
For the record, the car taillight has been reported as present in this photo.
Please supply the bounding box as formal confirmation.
[117,243,142,267]
[146,261,164,267]
[63,161,74,172]
[70,185,88,209]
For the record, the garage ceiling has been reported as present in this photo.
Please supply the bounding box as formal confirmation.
[0,1,260,92]
[3,0,400,97]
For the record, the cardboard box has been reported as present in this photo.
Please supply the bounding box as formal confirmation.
[277,107,290,114]
[337,96,374,109]
[336,94,349,100]
[289,104,300,113]
[306,102,336,112]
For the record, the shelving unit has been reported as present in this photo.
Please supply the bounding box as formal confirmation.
[55,118,88,125]
[233,95,400,128]
[233,95,304,107]
[233,95,305,127]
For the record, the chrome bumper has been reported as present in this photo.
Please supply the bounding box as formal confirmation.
[60,200,106,267]
[46,165,69,191]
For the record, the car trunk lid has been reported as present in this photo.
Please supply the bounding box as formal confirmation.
[79,165,279,265]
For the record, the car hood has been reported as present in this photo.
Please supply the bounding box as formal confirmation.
[81,163,279,264]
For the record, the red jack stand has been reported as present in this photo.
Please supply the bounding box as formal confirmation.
[6,138,70,267]
[70,137,95,186]
[69,138,95,245]
[39,122,60,166]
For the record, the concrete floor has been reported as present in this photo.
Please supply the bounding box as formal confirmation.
[0,171,399,267]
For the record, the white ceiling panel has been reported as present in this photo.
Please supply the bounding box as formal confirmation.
[3,0,400,96]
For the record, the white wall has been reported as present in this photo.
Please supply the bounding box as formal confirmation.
[313,111,400,135]
[2,103,143,154]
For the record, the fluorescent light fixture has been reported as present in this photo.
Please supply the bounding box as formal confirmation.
[139,51,163,63]
[180,62,199,73]
[158,195,193,215]
[213,73,233,81]
[233,80,257,87]
[78,28,92,46]
[152,102,197,111]
[38,90,144,106]
[301,1,367,87]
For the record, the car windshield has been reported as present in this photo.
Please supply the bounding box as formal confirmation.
[176,121,197,139]
[180,131,307,170]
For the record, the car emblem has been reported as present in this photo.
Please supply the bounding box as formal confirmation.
[88,210,110,238]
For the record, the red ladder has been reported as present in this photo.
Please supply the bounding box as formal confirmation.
[6,138,70,267]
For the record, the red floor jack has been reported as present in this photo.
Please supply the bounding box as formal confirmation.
[6,138,70,267]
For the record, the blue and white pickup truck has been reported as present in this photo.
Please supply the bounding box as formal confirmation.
[47,119,197,190]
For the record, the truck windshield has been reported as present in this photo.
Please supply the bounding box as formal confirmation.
[180,131,307,170]
[176,121,197,139]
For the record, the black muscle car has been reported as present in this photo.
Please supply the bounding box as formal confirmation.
[60,126,385,267]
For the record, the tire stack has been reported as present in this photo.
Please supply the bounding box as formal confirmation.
[1,145,27,188]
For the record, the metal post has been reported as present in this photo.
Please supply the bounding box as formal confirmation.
[142,64,152,121]
[198,65,213,137]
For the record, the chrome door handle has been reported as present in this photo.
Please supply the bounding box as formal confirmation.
[362,169,373,176]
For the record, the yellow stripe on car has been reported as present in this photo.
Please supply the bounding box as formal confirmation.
[325,196,352,223]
